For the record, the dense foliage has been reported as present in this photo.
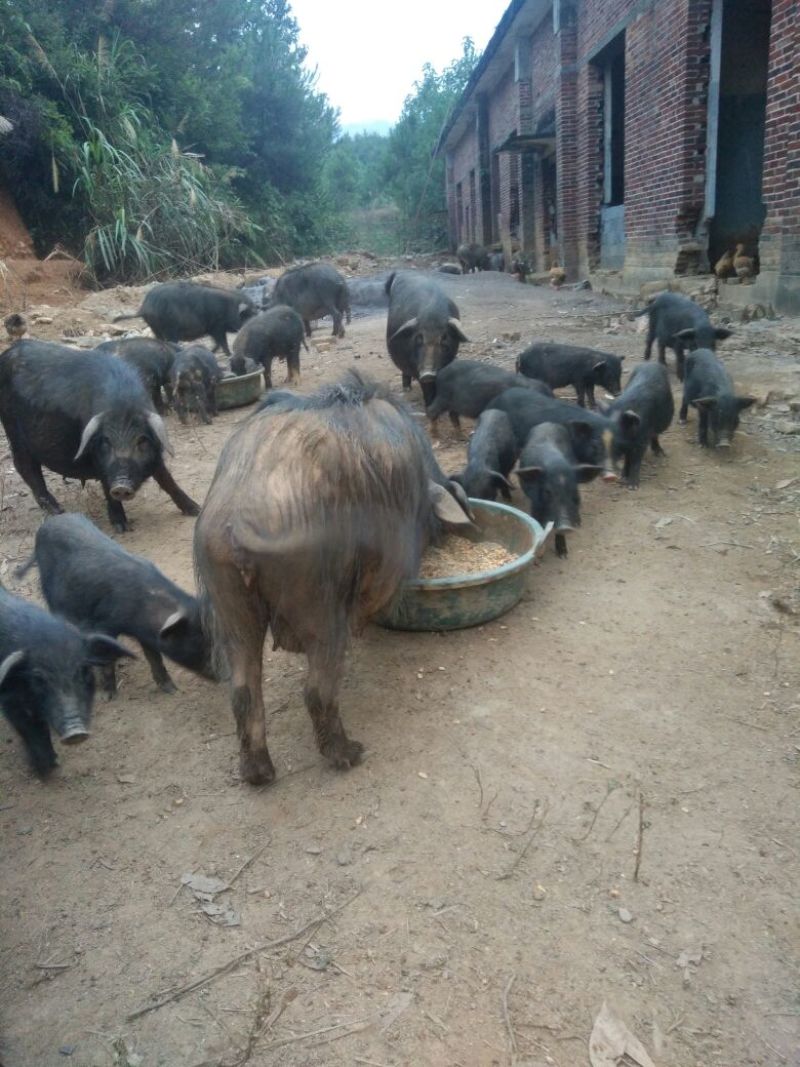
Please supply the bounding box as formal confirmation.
[0,0,338,279]
[0,3,478,278]
[384,39,478,250]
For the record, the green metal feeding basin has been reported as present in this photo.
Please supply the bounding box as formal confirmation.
[376,499,551,632]
[215,369,264,410]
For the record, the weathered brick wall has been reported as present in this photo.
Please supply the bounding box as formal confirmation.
[529,18,559,128]
[555,15,580,276]
[488,65,518,243]
[760,0,800,287]
[449,125,478,246]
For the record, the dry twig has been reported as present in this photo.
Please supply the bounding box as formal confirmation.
[127,891,360,1021]
[498,799,548,880]
[502,974,518,1059]
[633,792,645,882]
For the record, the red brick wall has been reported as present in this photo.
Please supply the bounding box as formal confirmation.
[443,0,797,298]
[760,0,800,286]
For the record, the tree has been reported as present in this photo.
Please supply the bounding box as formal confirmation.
[0,0,344,274]
[384,38,478,250]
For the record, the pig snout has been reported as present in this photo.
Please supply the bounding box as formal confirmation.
[109,483,136,501]
[420,374,438,407]
[57,715,90,744]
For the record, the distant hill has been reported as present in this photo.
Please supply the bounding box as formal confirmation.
[341,120,392,137]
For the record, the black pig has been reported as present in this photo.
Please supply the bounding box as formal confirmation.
[231,305,308,387]
[386,272,468,405]
[602,362,674,488]
[94,337,177,413]
[17,514,216,697]
[425,359,553,433]
[171,344,223,424]
[516,341,624,408]
[270,263,350,338]
[0,585,131,774]
[452,409,517,501]
[636,292,732,381]
[0,340,199,532]
[114,282,255,358]
[680,348,755,447]
[517,423,600,558]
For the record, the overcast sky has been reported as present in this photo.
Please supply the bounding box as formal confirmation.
[288,0,511,131]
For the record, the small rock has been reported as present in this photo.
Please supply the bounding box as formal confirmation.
[532,883,547,901]
[502,330,521,342]
[618,907,634,923]
[16,825,33,836]
[775,420,800,435]
[305,844,323,855]
[117,774,136,785]
[34,315,54,325]
[775,478,797,490]
[59,1045,75,1056]
[336,849,353,867]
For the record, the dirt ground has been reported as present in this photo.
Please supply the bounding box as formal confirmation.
[1,268,799,1067]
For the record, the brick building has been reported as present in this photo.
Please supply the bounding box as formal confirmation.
[437,0,800,312]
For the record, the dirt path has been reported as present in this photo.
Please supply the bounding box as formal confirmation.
[1,274,799,1067]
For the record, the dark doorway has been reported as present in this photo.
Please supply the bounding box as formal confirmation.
[708,0,772,269]
[596,32,626,268]
[491,153,501,242]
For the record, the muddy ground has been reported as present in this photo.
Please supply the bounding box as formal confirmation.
[1,269,799,1067]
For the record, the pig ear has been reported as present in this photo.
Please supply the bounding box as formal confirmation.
[447,318,470,344]
[737,396,756,410]
[429,480,473,526]
[0,650,27,690]
[691,396,717,411]
[85,634,135,665]
[389,317,419,342]
[446,478,474,520]
[715,327,733,341]
[619,409,641,433]
[74,412,106,460]
[516,465,543,484]
[147,412,174,457]
[675,328,696,342]
[160,610,188,638]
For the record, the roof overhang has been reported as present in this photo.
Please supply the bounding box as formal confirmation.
[435,0,553,156]
[495,132,556,153]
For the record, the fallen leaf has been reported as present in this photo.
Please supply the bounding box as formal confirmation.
[589,1002,657,1067]
[199,901,240,926]
[676,947,703,968]
[180,873,229,896]
[654,516,673,530]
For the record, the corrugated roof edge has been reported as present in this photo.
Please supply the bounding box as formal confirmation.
[433,0,529,158]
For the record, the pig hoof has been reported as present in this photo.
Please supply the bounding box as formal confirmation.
[158,678,178,695]
[323,736,365,770]
[240,749,276,786]
[181,500,201,517]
